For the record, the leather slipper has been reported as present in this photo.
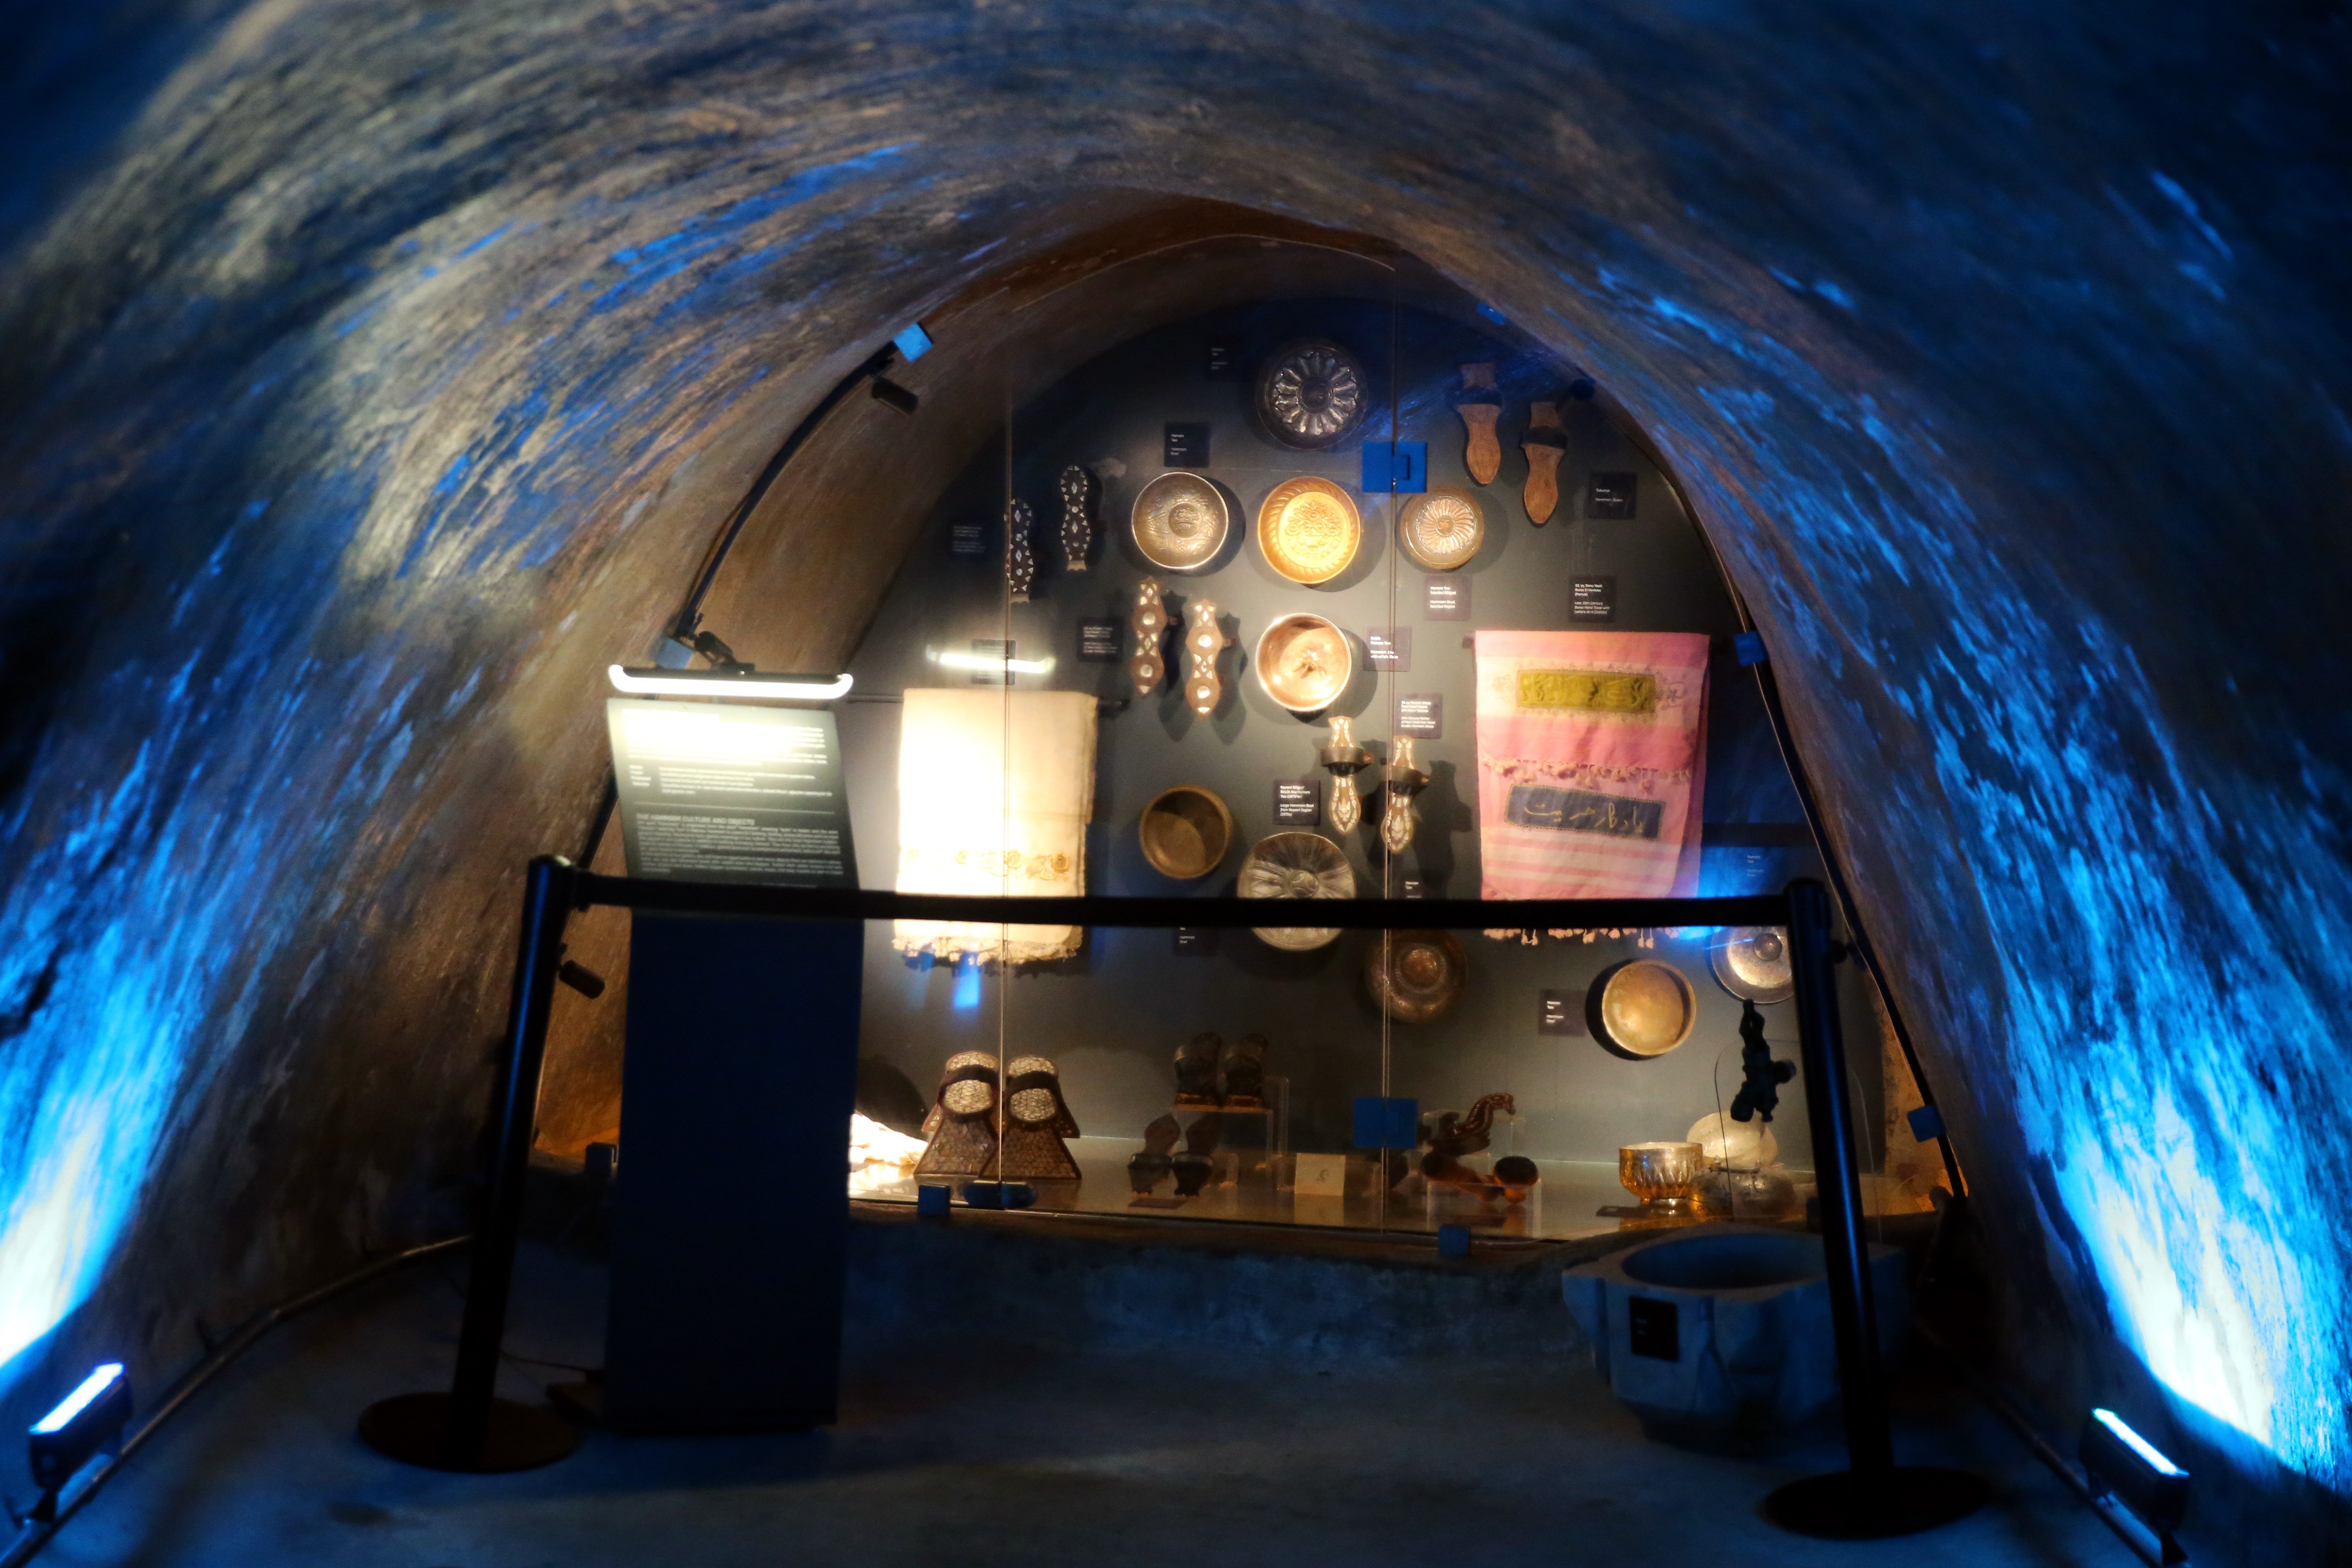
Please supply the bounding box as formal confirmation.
[1521,401,1567,525]
[1455,363,1502,485]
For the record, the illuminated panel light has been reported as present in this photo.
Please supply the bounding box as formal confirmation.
[928,651,1056,676]
[607,666,853,701]
[29,1362,130,1492]
[2082,1407,2190,1535]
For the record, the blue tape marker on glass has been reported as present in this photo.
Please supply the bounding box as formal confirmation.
[1733,630,1768,666]
[892,322,934,361]
[1475,303,1508,327]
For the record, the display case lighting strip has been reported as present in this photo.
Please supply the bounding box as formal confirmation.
[929,650,1055,676]
[607,666,853,700]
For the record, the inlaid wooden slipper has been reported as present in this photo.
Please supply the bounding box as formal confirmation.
[1521,401,1567,525]
[1455,363,1502,485]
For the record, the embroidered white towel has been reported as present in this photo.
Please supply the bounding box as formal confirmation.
[892,687,1097,963]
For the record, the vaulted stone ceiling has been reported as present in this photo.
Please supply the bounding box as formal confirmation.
[0,2,2345,1555]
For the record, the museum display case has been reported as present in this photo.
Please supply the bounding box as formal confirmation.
[597,237,1941,1244]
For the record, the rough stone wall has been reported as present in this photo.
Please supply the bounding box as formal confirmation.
[0,2,2346,1558]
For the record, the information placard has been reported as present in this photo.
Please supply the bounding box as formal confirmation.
[1425,575,1469,620]
[1539,989,1585,1036]
[1397,693,1443,740]
[1163,422,1210,468]
[1570,576,1617,623]
[1366,625,1412,671]
[1077,619,1122,662]
[607,698,858,887]
[1273,779,1323,826]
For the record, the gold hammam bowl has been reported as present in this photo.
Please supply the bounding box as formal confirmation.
[1588,960,1698,1058]
[1138,784,1234,880]
[1131,473,1230,572]
[1253,613,1353,714]
[1396,486,1485,571]
[1256,477,1362,584]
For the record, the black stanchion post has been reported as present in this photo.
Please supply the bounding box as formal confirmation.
[1764,878,1986,1539]
[359,855,582,1472]
[1789,875,1894,1474]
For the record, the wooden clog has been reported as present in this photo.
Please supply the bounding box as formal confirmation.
[1456,363,1502,485]
[1521,401,1566,525]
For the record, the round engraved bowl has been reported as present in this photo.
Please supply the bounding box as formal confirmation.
[1252,613,1353,713]
[1254,338,1367,450]
[1256,477,1362,584]
[1618,1141,1705,1205]
[1131,473,1230,572]
[1138,784,1234,881]
[1587,959,1698,1057]
[1396,486,1486,571]
[1710,925,1795,1004]
[1365,930,1469,1023]
[1239,831,1356,951]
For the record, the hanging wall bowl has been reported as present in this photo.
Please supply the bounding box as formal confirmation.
[1238,831,1355,951]
[1253,613,1353,713]
[1710,926,1795,1004]
[1131,473,1230,572]
[1254,338,1367,450]
[1396,486,1486,571]
[1587,959,1698,1057]
[1365,930,1469,1023]
[1256,477,1362,585]
[1137,784,1234,881]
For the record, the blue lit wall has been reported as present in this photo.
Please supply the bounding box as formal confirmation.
[0,0,2345,1556]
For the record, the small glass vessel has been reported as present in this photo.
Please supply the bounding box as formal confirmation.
[1618,1141,1705,1208]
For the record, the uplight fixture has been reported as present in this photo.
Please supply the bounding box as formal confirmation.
[29,1362,130,1499]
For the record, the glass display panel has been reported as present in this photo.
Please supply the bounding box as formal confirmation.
[829,240,1926,1240]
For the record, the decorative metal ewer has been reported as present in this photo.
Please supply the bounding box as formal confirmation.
[1380,734,1429,857]
[1318,715,1373,834]
[1004,499,1036,602]
[1058,465,1093,572]
[1129,578,1168,697]
[1184,599,1230,717]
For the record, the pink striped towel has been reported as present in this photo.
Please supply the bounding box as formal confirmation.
[1473,630,1710,900]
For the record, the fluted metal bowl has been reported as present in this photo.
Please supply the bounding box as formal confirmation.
[1396,486,1485,571]
[1238,831,1355,951]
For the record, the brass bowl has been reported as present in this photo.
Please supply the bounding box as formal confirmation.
[1619,1141,1705,1205]
[1238,830,1355,951]
[1365,930,1468,1023]
[1138,785,1234,881]
[1588,960,1698,1057]
[1253,613,1353,713]
[1131,473,1230,571]
[1710,925,1795,1004]
[1255,477,1362,584]
[1396,486,1485,571]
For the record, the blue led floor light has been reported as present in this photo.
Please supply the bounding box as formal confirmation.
[2082,1409,2190,1564]
[26,1363,130,1520]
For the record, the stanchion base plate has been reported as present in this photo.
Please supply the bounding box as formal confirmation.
[358,1392,580,1473]
[1764,1466,1990,1539]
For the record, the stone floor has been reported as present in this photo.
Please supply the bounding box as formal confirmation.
[39,1238,2128,1568]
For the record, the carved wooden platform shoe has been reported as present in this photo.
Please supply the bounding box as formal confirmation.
[1521,402,1567,524]
[1455,363,1502,485]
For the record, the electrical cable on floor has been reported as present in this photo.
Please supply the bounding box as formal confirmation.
[0,1236,470,1568]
